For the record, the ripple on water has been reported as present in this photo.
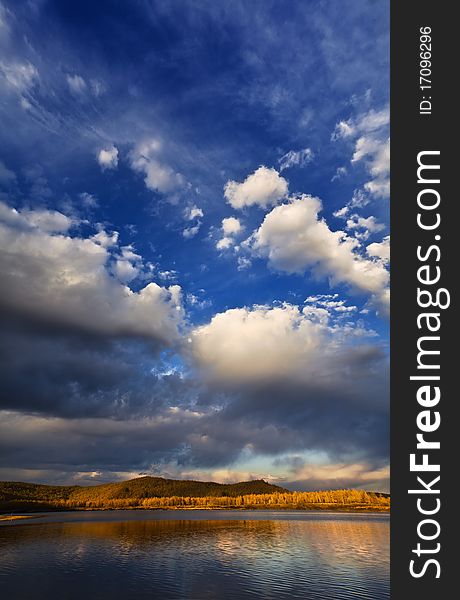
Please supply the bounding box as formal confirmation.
[0,514,389,600]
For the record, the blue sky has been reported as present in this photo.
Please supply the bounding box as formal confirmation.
[0,0,390,491]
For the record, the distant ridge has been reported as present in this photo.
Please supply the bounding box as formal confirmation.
[0,476,288,511]
[0,476,390,513]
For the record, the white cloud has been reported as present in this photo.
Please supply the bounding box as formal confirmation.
[66,73,87,95]
[65,74,105,98]
[367,236,390,263]
[79,192,98,208]
[130,139,185,194]
[278,148,314,171]
[333,206,349,218]
[216,236,234,250]
[347,215,384,232]
[331,166,347,182]
[91,228,119,248]
[97,145,119,170]
[186,292,212,310]
[191,303,377,383]
[0,60,38,92]
[345,214,385,240]
[182,223,201,239]
[305,294,358,314]
[364,174,390,199]
[332,120,354,140]
[112,246,143,283]
[0,201,183,344]
[222,217,242,236]
[353,136,390,199]
[368,287,390,319]
[237,256,251,270]
[182,204,203,238]
[333,106,390,202]
[0,201,73,233]
[249,195,389,303]
[21,209,73,233]
[184,205,204,221]
[333,107,389,141]
[113,259,140,283]
[216,217,243,250]
[224,166,288,209]
[158,270,178,282]
[357,108,390,133]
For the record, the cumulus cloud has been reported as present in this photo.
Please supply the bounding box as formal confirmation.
[91,227,119,248]
[130,139,185,194]
[333,106,390,204]
[278,148,314,171]
[182,204,203,238]
[216,236,234,250]
[184,205,204,221]
[333,206,349,218]
[216,217,243,250]
[353,136,390,199]
[97,145,119,170]
[344,214,386,240]
[222,216,242,236]
[369,287,390,319]
[224,166,288,209]
[0,200,73,232]
[248,195,389,305]
[346,214,385,233]
[113,259,139,283]
[191,303,378,383]
[0,201,183,344]
[182,223,201,239]
[112,246,144,283]
[367,236,390,263]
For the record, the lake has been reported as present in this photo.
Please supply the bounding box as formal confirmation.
[0,510,389,599]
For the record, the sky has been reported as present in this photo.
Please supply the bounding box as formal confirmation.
[0,0,390,492]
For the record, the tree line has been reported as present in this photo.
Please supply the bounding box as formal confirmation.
[2,489,389,511]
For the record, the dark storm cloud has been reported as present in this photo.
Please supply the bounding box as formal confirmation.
[0,349,388,479]
[0,319,196,418]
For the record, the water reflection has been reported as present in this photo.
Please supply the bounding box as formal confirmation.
[0,515,389,599]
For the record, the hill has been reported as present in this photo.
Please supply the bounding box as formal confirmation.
[0,476,288,511]
[0,476,390,512]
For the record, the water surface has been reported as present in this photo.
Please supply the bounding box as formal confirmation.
[0,510,389,600]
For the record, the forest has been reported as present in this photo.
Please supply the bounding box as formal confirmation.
[0,476,390,512]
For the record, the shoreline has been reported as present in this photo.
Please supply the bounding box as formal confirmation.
[0,515,39,522]
[1,505,390,517]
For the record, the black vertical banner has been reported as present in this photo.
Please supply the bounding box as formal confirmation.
[391,1,455,597]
